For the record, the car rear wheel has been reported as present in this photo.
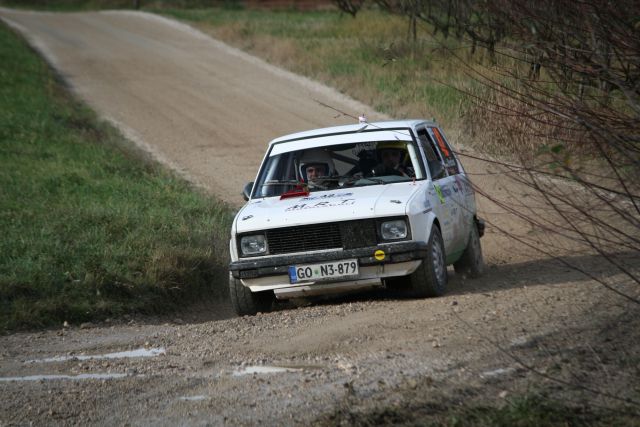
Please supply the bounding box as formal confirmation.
[229,273,274,316]
[407,226,447,297]
[453,222,484,278]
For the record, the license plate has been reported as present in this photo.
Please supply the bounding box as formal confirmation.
[288,259,359,284]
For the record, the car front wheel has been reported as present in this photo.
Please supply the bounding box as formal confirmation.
[229,273,274,316]
[407,226,447,297]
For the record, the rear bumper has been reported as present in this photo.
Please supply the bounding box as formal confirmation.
[229,241,427,295]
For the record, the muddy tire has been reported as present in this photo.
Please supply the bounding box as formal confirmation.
[407,226,448,297]
[229,273,274,316]
[454,222,484,278]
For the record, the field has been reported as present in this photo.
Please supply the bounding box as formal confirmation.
[0,22,233,331]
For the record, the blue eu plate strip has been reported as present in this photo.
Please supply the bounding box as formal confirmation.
[288,266,298,284]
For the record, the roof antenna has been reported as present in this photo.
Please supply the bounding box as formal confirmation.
[357,114,368,132]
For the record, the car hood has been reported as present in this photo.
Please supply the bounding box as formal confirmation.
[235,183,420,234]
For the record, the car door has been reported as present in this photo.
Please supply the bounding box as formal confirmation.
[415,125,463,257]
[427,126,471,254]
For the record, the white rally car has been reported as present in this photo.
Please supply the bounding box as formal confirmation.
[229,120,484,316]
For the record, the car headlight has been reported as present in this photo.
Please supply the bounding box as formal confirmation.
[240,235,268,255]
[381,220,408,240]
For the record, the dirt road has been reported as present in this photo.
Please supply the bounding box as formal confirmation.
[1,9,638,425]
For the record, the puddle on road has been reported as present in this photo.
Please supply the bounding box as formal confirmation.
[480,367,516,378]
[179,395,208,401]
[232,365,303,377]
[26,347,166,363]
[0,373,129,382]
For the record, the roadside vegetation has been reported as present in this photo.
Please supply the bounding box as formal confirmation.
[0,22,233,332]
[321,391,635,427]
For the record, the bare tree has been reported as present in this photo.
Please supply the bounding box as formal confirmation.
[336,0,639,298]
[333,0,365,17]
[442,0,640,410]
[336,0,508,58]
[333,0,640,408]
[439,0,640,303]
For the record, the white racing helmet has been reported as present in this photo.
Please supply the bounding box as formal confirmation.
[298,148,336,181]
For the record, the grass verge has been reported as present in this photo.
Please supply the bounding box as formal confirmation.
[0,21,233,332]
[320,391,639,427]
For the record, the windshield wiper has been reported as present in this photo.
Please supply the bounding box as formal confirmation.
[358,177,387,185]
[314,175,386,186]
[261,180,302,186]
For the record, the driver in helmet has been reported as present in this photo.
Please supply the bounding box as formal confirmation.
[305,163,328,182]
[299,148,336,187]
[373,141,414,177]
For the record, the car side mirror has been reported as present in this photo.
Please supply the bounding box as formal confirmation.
[242,182,254,201]
[429,161,446,181]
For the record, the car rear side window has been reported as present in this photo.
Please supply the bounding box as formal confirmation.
[428,127,460,175]
[417,127,446,180]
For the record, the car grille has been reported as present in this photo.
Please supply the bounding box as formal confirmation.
[263,219,378,255]
[266,223,341,254]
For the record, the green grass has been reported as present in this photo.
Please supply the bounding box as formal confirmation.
[321,392,639,427]
[0,22,234,331]
[447,394,599,427]
[448,393,639,427]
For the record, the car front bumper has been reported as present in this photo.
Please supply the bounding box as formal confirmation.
[229,241,428,297]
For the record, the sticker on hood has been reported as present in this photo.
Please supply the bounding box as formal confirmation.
[286,199,355,211]
[300,192,354,201]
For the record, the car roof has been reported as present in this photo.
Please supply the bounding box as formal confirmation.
[269,119,436,146]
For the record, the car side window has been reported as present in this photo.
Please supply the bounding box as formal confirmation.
[428,127,460,175]
[417,127,446,180]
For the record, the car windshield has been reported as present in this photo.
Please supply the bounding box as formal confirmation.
[253,140,424,198]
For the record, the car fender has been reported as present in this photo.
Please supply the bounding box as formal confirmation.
[229,238,238,262]
[230,213,241,261]
[406,184,439,245]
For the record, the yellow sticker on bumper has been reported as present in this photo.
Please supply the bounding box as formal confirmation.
[374,250,386,261]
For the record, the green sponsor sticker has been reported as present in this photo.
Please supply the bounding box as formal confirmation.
[434,184,445,204]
